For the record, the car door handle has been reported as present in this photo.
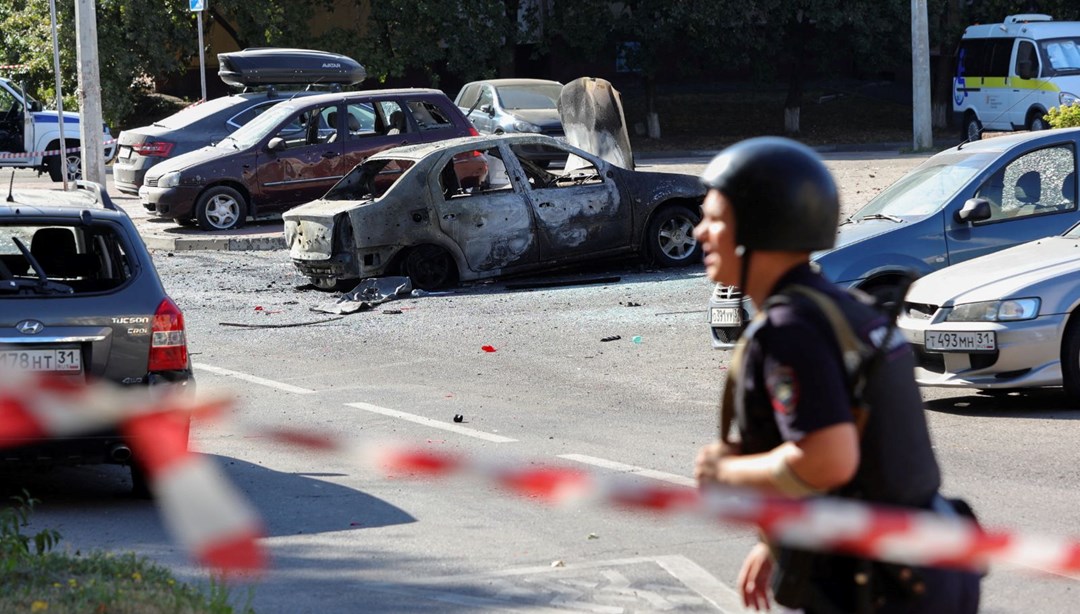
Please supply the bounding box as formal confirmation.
[538,202,554,208]
[321,151,339,159]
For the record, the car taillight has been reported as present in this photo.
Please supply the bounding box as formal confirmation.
[132,141,174,157]
[149,298,188,372]
[467,126,479,137]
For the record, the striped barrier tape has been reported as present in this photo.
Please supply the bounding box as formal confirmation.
[0,372,265,575]
[0,138,119,160]
[0,64,29,71]
[5,372,1079,579]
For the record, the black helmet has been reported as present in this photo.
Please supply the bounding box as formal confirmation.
[701,137,839,251]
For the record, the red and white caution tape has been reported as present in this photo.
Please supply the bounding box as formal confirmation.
[0,138,118,160]
[0,372,264,575]
[0,64,29,71]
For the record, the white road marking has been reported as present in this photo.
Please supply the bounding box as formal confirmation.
[193,362,315,394]
[558,453,697,487]
[345,402,517,443]
[364,555,748,613]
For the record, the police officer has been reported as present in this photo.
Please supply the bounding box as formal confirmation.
[691,137,980,613]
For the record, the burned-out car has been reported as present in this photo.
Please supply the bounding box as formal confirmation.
[284,134,704,289]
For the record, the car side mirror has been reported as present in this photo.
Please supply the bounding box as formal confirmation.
[481,104,494,116]
[267,137,286,152]
[955,197,992,224]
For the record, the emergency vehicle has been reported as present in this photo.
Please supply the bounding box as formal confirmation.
[953,14,1080,142]
[0,76,115,182]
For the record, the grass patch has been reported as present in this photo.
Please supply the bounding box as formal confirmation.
[0,492,252,614]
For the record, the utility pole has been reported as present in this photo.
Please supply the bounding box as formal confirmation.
[912,0,933,150]
[75,0,105,185]
[48,0,68,191]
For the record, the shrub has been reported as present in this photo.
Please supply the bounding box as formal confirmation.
[1045,102,1080,129]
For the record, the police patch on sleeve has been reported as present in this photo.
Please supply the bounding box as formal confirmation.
[765,365,799,415]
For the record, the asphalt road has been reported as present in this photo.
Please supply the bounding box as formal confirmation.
[6,154,1080,613]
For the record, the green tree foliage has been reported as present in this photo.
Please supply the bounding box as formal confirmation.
[0,0,325,128]
[315,0,512,86]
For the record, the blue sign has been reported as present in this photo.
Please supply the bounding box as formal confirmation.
[190,0,206,11]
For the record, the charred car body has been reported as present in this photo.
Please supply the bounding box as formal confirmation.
[284,134,704,289]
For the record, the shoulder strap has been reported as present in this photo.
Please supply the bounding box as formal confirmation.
[765,285,874,435]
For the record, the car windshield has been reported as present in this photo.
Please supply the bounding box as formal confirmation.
[496,84,562,110]
[220,102,300,149]
[324,159,416,201]
[851,152,992,220]
[1041,38,1080,73]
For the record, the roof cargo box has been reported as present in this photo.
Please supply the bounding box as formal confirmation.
[217,48,366,88]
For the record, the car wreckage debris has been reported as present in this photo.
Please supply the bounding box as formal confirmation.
[600,335,621,342]
[313,276,414,315]
[219,317,345,329]
[453,414,464,423]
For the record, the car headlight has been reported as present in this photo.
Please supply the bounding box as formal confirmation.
[512,120,542,133]
[157,171,182,188]
[945,298,1040,322]
[1060,92,1079,107]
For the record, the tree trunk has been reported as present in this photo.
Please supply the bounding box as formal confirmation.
[499,0,520,77]
[930,1,965,129]
[784,19,808,136]
[645,72,660,139]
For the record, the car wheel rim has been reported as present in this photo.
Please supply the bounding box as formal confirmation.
[205,195,239,229]
[967,121,980,141]
[408,249,451,288]
[1032,118,1046,131]
[65,154,81,180]
[658,216,696,260]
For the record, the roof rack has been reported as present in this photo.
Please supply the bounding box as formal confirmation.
[74,181,118,211]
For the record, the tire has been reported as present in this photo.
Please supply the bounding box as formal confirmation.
[646,204,702,267]
[1061,322,1080,403]
[403,245,457,290]
[194,186,248,231]
[129,461,152,500]
[1027,111,1048,132]
[962,114,982,142]
[173,217,197,227]
[46,142,81,182]
[860,278,907,313]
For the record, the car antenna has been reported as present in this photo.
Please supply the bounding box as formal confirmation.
[5,171,13,202]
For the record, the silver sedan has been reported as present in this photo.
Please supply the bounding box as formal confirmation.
[898,226,1080,399]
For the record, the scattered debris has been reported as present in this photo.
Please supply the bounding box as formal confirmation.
[481,345,497,353]
[587,533,599,540]
[600,335,621,342]
[382,309,403,315]
[219,317,344,329]
[621,301,642,307]
[453,414,464,423]
[505,276,621,291]
[631,336,642,344]
[313,277,413,315]
[551,560,565,568]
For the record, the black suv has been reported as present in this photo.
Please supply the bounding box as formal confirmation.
[0,182,193,494]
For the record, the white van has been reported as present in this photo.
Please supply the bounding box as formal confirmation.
[953,14,1080,141]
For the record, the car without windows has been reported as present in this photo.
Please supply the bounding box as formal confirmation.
[283,134,704,290]
[897,222,1080,401]
[139,88,477,231]
[708,128,1080,348]
[0,182,193,495]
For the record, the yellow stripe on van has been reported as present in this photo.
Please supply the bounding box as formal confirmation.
[963,76,1060,91]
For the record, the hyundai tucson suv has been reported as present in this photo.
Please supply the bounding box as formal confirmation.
[0,182,193,495]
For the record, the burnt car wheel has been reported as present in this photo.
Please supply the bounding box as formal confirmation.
[195,186,248,231]
[647,205,701,267]
[403,245,457,290]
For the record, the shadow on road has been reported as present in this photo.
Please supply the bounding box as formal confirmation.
[924,388,1080,418]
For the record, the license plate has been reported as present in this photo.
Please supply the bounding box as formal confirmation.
[710,307,742,326]
[924,331,996,352]
[0,348,82,372]
[119,146,133,160]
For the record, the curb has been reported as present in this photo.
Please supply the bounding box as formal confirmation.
[142,233,286,252]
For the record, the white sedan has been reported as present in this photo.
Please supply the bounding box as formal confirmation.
[898,225,1080,399]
